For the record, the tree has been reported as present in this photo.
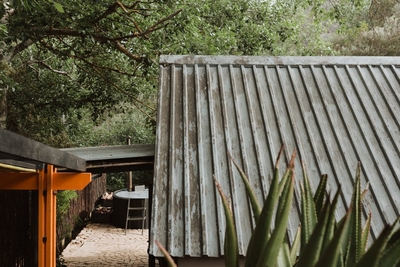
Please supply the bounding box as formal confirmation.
[0,0,180,145]
[332,0,400,56]
[0,0,351,146]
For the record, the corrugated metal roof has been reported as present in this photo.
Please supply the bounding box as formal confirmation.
[150,55,400,258]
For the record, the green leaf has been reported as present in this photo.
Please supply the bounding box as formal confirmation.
[346,163,363,267]
[256,171,295,267]
[214,176,239,267]
[290,226,301,265]
[245,146,285,267]
[379,230,400,267]
[360,212,371,255]
[53,2,64,13]
[229,152,261,222]
[314,205,352,267]
[300,162,318,252]
[353,224,393,267]
[314,174,328,218]
[321,189,341,254]
[296,195,332,267]
[277,242,292,267]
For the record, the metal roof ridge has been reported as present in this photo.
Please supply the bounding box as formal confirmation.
[159,55,400,66]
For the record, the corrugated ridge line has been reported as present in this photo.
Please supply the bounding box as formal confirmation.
[151,65,171,256]
[243,66,270,212]
[356,66,400,216]
[370,66,400,182]
[252,66,276,200]
[207,64,227,256]
[276,66,305,237]
[196,64,219,256]
[345,65,397,229]
[183,64,202,256]
[183,64,189,256]
[168,64,184,256]
[334,65,386,238]
[219,64,246,255]
[321,65,358,207]
[310,65,353,216]
[287,65,322,219]
[227,66,251,254]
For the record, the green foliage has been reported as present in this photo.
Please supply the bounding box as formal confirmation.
[57,190,77,216]
[218,151,400,267]
[153,148,400,267]
[56,190,77,250]
[155,145,400,266]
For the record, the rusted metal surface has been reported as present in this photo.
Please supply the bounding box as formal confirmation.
[150,55,400,258]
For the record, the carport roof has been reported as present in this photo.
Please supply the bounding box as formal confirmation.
[0,128,86,171]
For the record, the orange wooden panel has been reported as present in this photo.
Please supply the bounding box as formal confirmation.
[53,173,91,190]
[45,165,55,267]
[0,172,38,189]
[38,169,46,267]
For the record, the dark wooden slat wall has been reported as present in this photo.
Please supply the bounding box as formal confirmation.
[0,174,106,267]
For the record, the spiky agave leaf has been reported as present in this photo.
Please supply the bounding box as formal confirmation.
[321,187,341,253]
[345,163,363,267]
[378,221,400,267]
[228,152,261,222]
[300,161,318,252]
[296,190,339,267]
[244,147,288,267]
[314,206,352,267]
[353,223,394,267]
[256,171,295,267]
[290,226,301,265]
[277,242,292,267]
[314,174,328,219]
[360,213,371,255]
[214,176,239,267]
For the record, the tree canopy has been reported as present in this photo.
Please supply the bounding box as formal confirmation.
[1,0,399,147]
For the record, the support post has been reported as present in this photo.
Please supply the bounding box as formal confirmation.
[38,168,45,267]
[45,165,56,267]
[0,165,91,267]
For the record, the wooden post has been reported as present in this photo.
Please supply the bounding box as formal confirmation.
[0,165,91,267]
[38,169,45,267]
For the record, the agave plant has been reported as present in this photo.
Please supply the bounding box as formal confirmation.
[157,147,400,267]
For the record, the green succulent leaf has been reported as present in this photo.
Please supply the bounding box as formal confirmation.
[300,162,318,251]
[290,226,301,265]
[321,187,341,253]
[378,237,400,267]
[245,146,285,267]
[277,242,292,267]
[314,174,328,218]
[229,152,261,222]
[314,205,352,267]
[361,213,371,255]
[346,163,363,267]
[256,172,294,267]
[296,195,332,267]
[214,176,239,267]
[353,223,394,267]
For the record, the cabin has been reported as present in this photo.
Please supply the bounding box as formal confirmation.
[149,55,400,266]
